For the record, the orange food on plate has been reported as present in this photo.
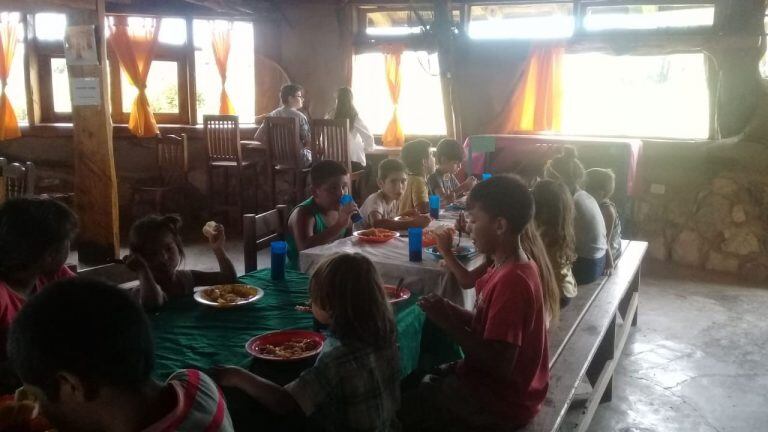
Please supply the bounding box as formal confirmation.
[358,228,397,239]
[257,338,321,359]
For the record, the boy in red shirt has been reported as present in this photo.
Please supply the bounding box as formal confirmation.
[400,175,549,431]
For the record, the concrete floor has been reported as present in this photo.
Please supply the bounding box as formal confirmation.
[72,240,768,431]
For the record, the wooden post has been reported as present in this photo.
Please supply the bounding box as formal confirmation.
[67,0,120,264]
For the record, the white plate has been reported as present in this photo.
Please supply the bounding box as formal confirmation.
[194,284,264,308]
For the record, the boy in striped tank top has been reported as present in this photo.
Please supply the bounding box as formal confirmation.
[7,278,233,432]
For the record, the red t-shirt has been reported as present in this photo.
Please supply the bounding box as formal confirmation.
[0,266,76,359]
[456,260,549,425]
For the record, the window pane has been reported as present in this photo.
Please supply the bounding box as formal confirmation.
[366,10,435,36]
[35,13,67,40]
[193,20,255,123]
[51,58,71,113]
[584,4,715,31]
[468,3,574,39]
[561,53,709,139]
[158,17,186,45]
[2,14,27,123]
[121,61,179,114]
[352,51,446,135]
[761,16,768,79]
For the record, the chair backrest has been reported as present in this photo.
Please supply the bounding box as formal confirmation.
[203,115,241,164]
[310,118,350,171]
[243,205,289,273]
[266,117,301,168]
[157,133,188,185]
[4,162,35,199]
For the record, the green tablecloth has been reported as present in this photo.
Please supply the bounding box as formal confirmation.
[150,269,456,381]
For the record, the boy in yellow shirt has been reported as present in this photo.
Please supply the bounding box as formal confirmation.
[399,139,432,216]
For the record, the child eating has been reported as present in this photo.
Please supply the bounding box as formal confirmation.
[212,253,400,431]
[0,198,77,365]
[286,160,358,270]
[427,138,476,204]
[125,215,237,309]
[398,139,433,215]
[357,158,431,231]
[400,175,550,431]
[585,168,622,264]
[7,278,234,431]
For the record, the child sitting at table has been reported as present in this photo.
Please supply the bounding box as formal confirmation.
[427,138,477,204]
[357,158,431,231]
[125,215,237,309]
[286,160,358,270]
[585,168,622,265]
[399,139,433,215]
[400,175,551,431]
[212,253,401,431]
[534,179,578,308]
[7,278,234,431]
[0,197,77,368]
[545,146,610,285]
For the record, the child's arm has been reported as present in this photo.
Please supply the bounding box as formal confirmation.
[414,177,431,214]
[419,295,520,381]
[434,229,488,289]
[293,203,356,251]
[124,254,166,309]
[210,366,300,415]
[599,204,617,273]
[192,224,238,286]
[370,211,431,231]
[457,176,477,194]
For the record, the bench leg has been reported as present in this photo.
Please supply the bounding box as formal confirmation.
[619,268,640,327]
[587,313,616,404]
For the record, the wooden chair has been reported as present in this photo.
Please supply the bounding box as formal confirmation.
[243,205,289,273]
[310,118,366,200]
[3,162,36,199]
[130,134,188,216]
[265,117,309,206]
[204,115,256,227]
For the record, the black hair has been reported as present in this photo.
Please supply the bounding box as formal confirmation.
[8,278,154,401]
[544,146,585,192]
[378,158,406,182]
[331,87,358,128]
[280,83,304,105]
[0,197,78,278]
[468,174,533,235]
[310,253,396,349]
[434,138,464,163]
[400,139,431,174]
[310,160,348,187]
[129,214,185,261]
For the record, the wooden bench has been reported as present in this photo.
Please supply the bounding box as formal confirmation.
[522,239,647,432]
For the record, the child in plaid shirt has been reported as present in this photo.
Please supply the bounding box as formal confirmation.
[213,253,400,431]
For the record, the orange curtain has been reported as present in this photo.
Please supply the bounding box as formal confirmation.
[491,45,564,133]
[108,16,160,137]
[382,47,405,148]
[211,21,235,115]
[0,18,20,141]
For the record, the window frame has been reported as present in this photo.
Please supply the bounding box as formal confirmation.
[36,38,71,123]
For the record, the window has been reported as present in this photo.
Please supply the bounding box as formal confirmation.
[2,12,27,123]
[35,12,66,40]
[363,8,461,36]
[34,13,69,122]
[583,4,715,31]
[352,51,446,135]
[50,58,71,113]
[120,61,179,114]
[561,53,709,139]
[193,19,255,123]
[468,3,574,39]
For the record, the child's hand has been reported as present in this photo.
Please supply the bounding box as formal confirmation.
[413,214,431,228]
[463,176,478,191]
[603,254,615,276]
[434,227,455,256]
[455,211,468,234]
[401,209,420,218]
[338,201,359,224]
[418,294,453,330]
[123,254,149,273]
[206,223,226,249]
[208,365,246,388]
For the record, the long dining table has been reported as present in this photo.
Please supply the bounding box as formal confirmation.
[299,207,483,308]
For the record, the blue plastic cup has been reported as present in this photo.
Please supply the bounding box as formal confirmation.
[270,241,287,280]
[482,173,492,181]
[408,227,423,262]
[429,195,440,219]
[340,194,363,223]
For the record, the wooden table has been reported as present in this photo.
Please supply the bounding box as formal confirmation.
[299,208,481,308]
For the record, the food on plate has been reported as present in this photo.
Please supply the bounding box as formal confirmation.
[295,305,312,313]
[201,284,257,305]
[257,338,320,359]
[357,228,398,239]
